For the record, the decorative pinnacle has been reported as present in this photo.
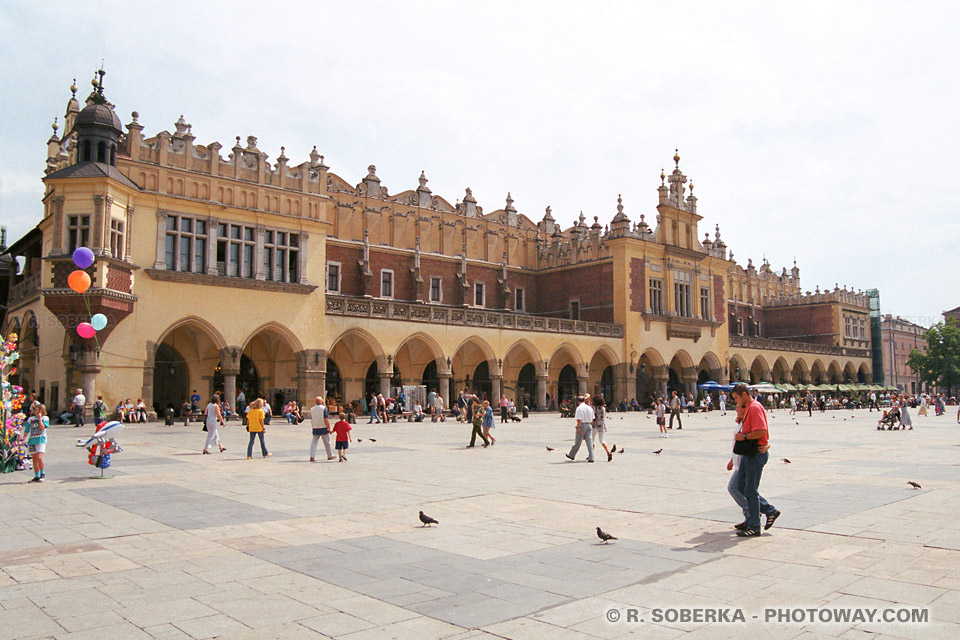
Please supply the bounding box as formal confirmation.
[419,170,428,188]
[52,117,58,133]
[673,148,680,168]
[616,194,624,214]
[70,78,78,96]
[660,168,665,184]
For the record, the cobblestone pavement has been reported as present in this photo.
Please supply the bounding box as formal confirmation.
[2,407,958,639]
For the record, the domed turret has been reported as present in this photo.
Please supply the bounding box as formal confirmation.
[72,69,122,166]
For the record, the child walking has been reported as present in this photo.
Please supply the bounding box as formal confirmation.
[656,398,668,438]
[332,412,352,461]
[481,400,496,445]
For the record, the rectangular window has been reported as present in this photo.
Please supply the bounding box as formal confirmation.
[700,287,710,320]
[673,271,692,318]
[515,287,525,312]
[755,320,761,337]
[164,214,207,273]
[474,282,485,307]
[570,300,580,320]
[649,278,664,315]
[327,262,341,293]
[430,276,442,303]
[737,318,744,335]
[67,215,90,251]
[109,220,124,259]
[243,244,254,278]
[381,269,394,298]
[263,230,298,283]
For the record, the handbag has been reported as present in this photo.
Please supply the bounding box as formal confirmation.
[202,423,207,432]
[733,433,758,456]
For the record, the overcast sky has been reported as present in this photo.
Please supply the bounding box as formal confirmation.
[2,1,957,325]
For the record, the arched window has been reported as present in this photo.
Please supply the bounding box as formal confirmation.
[97,141,106,163]
[110,144,116,166]
[82,140,91,162]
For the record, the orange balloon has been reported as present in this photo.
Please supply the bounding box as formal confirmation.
[68,270,91,293]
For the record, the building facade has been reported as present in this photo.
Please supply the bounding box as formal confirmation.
[879,315,928,394]
[2,76,874,416]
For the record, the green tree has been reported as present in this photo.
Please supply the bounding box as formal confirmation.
[907,317,960,394]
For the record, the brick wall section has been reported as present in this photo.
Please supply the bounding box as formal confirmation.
[630,258,645,313]
[712,275,725,323]
[763,305,836,345]
[535,261,614,322]
[729,305,762,337]
[325,245,364,296]
[419,256,460,305]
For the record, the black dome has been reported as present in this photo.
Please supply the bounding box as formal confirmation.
[75,102,122,133]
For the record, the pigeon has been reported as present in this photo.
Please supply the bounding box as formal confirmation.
[610,444,617,454]
[596,527,617,543]
[419,511,439,526]
[618,448,625,454]
[369,439,377,442]
[357,438,363,442]
[907,481,921,489]
[781,458,791,464]
[653,448,662,455]
[546,447,555,451]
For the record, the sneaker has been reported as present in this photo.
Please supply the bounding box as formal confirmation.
[40,472,45,479]
[264,453,271,457]
[310,458,315,462]
[607,452,613,462]
[764,510,781,530]
[734,521,749,531]
[29,477,41,483]
[246,456,252,459]
[736,528,761,537]
[565,453,574,461]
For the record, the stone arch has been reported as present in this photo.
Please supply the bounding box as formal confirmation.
[588,345,618,403]
[857,362,872,383]
[668,351,696,398]
[548,343,585,407]
[728,353,749,383]
[394,332,446,395]
[452,336,496,400]
[636,347,666,405]
[697,351,723,383]
[843,361,858,383]
[810,359,827,384]
[503,339,544,408]
[749,355,771,384]
[240,323,301,410]
[771,357,791,384]
[827,360,842,384]
[792,358,810,385]
[150,316,228,413]
[328,328,388,403]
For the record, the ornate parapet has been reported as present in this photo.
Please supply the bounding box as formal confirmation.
[325,295,624,338]
[729,334,869,358]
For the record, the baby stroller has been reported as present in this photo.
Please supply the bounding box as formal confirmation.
[877,408,901,430]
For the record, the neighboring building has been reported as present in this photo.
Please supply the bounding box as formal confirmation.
[0,227,11,331]
[880,314,928,394]
[1,74,875,416]
[944,305,960,325]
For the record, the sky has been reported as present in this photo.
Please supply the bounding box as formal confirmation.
[1,1,957,326]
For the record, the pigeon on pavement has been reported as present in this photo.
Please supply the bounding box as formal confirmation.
[907,481,922,489]
[781,458,791,463]
[546,447,555,451]
[653,448,662,455]
[419,511,439,526]
[610,444,617,454]
[596,527,617,543]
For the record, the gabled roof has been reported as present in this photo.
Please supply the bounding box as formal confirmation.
[944,305,960,315]
[44,162,141,191]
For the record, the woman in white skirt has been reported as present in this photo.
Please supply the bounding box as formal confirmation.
[592,395,613,462]
[899,395,913,430]
[202,395,227,454]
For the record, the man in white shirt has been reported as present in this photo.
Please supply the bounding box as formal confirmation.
[566,395,596,463]
[309,396,334,462]
[71,388,86,428]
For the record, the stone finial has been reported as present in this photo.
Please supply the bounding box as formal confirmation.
[365,165,378,179]
[543,204,553,221]
[715,224,721,240]
[51,118,59,135]
[418,170,429,189]
[592,215,602,230]
[309,145,320,164]
[463,187,476,203]
[130,111,139,124]
[277,146,288,163]
[578,211,586,227]
[70,78,78,97]
[674,148,681,168]
[660,169,665,184]
[246,135,258,150]
[175,115,189,135]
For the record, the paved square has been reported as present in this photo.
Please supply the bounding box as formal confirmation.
[2,408,959,638]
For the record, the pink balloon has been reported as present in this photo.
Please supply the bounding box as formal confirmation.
[77,323,96,339]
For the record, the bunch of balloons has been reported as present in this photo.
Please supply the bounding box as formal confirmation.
[68,247,108,341]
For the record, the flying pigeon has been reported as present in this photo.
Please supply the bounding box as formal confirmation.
[546,447,555,451]
[907,481,921,489]
[781,458,791,464]
[419,511,439,526]
[596,527,617,543]
[653,448,662,455]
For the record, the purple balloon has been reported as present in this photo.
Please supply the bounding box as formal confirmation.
[73,247,95,269]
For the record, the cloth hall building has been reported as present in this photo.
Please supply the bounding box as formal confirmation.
[3,77,875,416]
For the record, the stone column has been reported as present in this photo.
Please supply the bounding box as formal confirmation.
[51,196,65,255]
[537,375,547,411]
[654,375,668,398]
[223,371,237,412]
[298,231,309,285]
[255,225,266,280]
[578,375,588,396]
[206,217,219,275]
[491,375,502,402]
[154,210,168,269]
[296,349,326,408]
[379,372,392,398]
[614,363,636,409]
[439,372,451,409]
